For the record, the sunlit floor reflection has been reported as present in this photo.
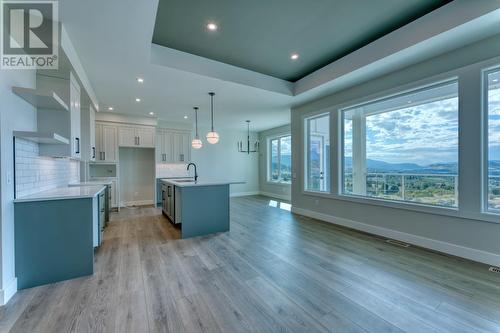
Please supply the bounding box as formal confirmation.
[268,200,292,211]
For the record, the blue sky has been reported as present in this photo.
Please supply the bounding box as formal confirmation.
[343,84,500,166]
[345,97,459,166]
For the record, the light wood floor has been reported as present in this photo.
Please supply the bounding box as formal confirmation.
[1,196,500,333]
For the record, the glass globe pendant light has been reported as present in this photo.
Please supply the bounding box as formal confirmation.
[206,92,219,144]
[191,107,203,149]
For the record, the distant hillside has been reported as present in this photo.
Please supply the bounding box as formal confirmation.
[344,157,462,174]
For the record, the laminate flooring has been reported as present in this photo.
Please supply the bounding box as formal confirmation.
[1,196,500,332]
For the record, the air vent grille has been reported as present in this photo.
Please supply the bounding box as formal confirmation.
[489,266,500,273]
[385,239,410,248]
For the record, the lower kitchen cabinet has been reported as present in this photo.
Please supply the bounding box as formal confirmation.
[14,190,104,289]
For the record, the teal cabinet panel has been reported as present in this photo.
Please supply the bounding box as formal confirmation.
[15,198,94,289]
[179,185,230,238]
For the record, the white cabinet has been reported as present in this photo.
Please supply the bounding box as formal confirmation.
[118,125,155,148]
[156,129,190,163]
[80,104,96,161]
[118,126,136,147]
[110,179,119,208]
[69,73,81,159]
[136,127,155,147]
[95,122,118,162]
[37,72,82,158]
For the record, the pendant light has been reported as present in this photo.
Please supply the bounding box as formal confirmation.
[191,107,203,149]
[238,120,259,154]
[206,92,219,144]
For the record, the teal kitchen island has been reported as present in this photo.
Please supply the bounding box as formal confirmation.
[160,179,244,238]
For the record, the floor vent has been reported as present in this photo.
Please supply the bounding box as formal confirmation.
[489,266,500,274]
[385,239,410,248]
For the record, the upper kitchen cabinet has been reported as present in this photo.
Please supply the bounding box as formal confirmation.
[118,125,155,148]
[156,128,191,163]
[81,103,96,162]
[95,122,118,163]
[37,72,82,158]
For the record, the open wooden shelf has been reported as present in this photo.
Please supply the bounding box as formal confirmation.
[12,87,69,111]
[13,131,69,145]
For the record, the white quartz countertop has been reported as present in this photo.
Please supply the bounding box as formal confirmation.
[160,179,245,188]
[68,181,113,186]
[14,185,106,203]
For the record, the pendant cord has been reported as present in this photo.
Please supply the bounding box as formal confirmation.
[194,107,199,138]
[209,92,215,132]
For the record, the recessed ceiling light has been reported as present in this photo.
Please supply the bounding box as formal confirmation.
[108,107,114,111]
[149,112,154,115]
[291,53,299,60]
[207,23,218,31]
[135,98,141,102]
[184,115,188,119]
[493,79,499,82]
[137,77,144,83]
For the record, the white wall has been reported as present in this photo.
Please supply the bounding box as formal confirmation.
[291,34,500,266]
[258,124,291,200]
[0,70,37,305]
[190,127,259,196]
[119,147,155,206]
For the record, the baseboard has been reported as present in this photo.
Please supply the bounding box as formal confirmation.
[121,200,154,207]
[259,191,291,201]
[0,277,17,306]
[291,206,500,267]
[230,191,260,197]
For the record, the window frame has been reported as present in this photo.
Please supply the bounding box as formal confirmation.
[300,56,500,224]
[482,65,500,214]
[304,112,331,193]
[267,134,292,184]
[339,79,460,209]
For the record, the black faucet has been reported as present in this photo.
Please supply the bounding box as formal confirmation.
[187,163,198,182]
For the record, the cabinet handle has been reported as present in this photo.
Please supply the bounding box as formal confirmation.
[180,154,184,162]
[163,153,166,161]
[138,136,140,146]
[75,138,80,154]
[92,147,96,159]
[103,152,106,161]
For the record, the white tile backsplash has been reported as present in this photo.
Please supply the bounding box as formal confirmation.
[156,163,190,178]
[15,138,80,198]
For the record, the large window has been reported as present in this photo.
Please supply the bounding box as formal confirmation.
[342,81,459,207]
[269,135,291,183]
[306,114,330,192]
[486,69,500,212]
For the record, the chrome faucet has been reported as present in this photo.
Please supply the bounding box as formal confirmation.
[187,163,198,182]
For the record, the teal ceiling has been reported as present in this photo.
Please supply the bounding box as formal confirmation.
[152,0,451,82]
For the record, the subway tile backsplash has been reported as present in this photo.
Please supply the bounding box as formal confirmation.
[15,138,80,198]
[156,163,189,178]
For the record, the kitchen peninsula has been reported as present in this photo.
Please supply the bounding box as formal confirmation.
[160,179,244,238]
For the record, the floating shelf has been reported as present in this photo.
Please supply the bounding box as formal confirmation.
[13,131,69,145]
[12,87,69,111]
